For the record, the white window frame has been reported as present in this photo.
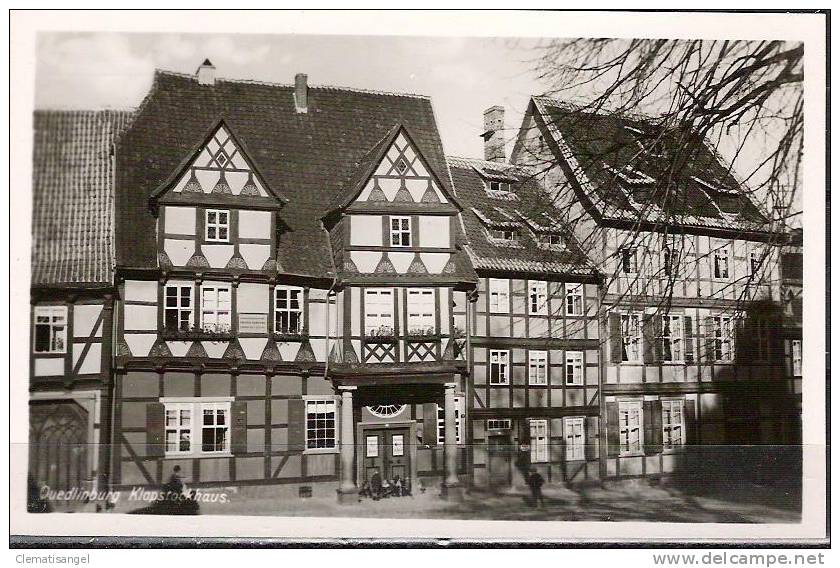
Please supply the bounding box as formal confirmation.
[436,395,465,445]
[164,284,194,332]
[205,209,230,242]
[713,244,731,280]
[162,398,233,457]
[529,419,549,463]
[486,418,512,430]
[564,417,585,461]
[488,180,512,194]
[489,349,510,385]
[200,284,232,333]
[539,233,564,248]
[489,228,518,241]
[565,351,584,385]
[364,288,394,336]
[661,399,685,450]
[528,280,548,315]
[275,286,304,334]
[488,278,510,313]
[389,216,412,247]
[620,247,637,275]
[792,339,802,376]
[713,315,734,362]
[406,288,436,335]
[661,314,684,363]
[618,400,644,456]
[565,283,583,316]
[528,350,548,385]
[33,305,67,354]
[304,397,339,453]
[621,313,642,362]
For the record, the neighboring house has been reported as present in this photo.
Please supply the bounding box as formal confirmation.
[780,228,803,443]
[29,110,134,507]
[510,97,800,480]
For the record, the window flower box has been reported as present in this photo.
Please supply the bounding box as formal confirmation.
[161,326,234,342]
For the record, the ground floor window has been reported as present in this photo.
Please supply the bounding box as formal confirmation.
[564,417,585,461]
[437,395,465,445]
[305,399,337,450]
[661,399,685,449]
[619,400,643,455]
[529,419,549,463]
[163,399,231,456]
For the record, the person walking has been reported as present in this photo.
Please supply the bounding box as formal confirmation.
[526,468,545,509]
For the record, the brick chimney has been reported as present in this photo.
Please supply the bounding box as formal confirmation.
[196,59,216,86]
[482,105,505,162]
[294,73,308,113]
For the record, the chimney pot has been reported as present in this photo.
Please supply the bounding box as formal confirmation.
[196,59,216,86]
[482,105,505,162]
[294,73,308,113]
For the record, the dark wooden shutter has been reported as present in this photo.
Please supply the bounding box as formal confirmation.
[653,315,663,362]
[606,402,620,457]
[735,316,754,364]
[382,215,391,246]
[608,313,622,363]
[769,319,784,366]
[684,316,695,364]
[704,316,716,363]
[643,400,654,455]
[287,399,306,452]
[684,399,697,445]
[642,314,655,364]
[230,400,248,455]
[644,400,662,455]
[423,403,439,447]
[146,402,166,457]
[585,416,599,461]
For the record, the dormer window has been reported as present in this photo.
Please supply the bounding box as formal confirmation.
[490,228,518,241]
[488,180,512,194]
[538,233,564,248]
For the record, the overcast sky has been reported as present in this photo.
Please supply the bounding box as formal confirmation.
[35,32,552,159]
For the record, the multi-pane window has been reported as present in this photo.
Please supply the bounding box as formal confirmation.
[488,278,510,313]
[364,288,394,336]
[539,233,564,248]
[565,351,584,385]
[792,339,802,376]
[436,395,465,445]
[305,399,337,450]
[528,350,548,385]
[564,417,585,461]
[487,418,512,430]
[489,228,518,241]
[620,247,637,274]
[164,400,230,456]
[713,245,731,279]
[201,403,230,453]
[205,209,230,242]
[662,247,678,277]
[200,285,232,333]
[565,283,583,316]
[489,349,510,385]
[713,315,734,361]
[389,216,411,247]
[661,399,685,449]
[164,403,192,455]
[275,286,303,334]
[164,284,193,332]
[33,306,67,353]
[488,181,511,193]
[529,419,549,463]
[620,313,642,362]
[661,315,684,362]
[407,288,436,335]
[618,400,643,455]
[528,281,548,315]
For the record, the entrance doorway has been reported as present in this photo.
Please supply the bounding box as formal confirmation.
[487,434,513,490]
[361,427,410,483]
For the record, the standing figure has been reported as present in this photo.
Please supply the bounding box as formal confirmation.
[370,469,383,501]
[526,468,545,509]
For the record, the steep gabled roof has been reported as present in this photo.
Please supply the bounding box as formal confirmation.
[448,156,594,277]
[527,96,770,234]
[32,109,134,287]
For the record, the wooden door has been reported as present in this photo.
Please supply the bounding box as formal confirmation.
[487,434,513,490]
[385,429,409,481]
[361,428,411,484]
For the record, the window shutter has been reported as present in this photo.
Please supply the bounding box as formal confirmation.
[684,316,695,363]
[146,403,166,457]
[684,399,697,445]
[608,313,622,363]
[642,314,655,364]
[649,400,663,454]
[653,315,663,362]
[230,401,248,455]
[704,316,716,362]
[643,400,657,455]
[769,319,784,365]
[584,416,599,461]
[382,216,390,246]
[735,317,752,363]
[606,402,620,457]
[423,403,438,447]
[287,399,306,452]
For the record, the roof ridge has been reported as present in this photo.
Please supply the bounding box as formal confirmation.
[155,68,430,99]
[34,107,136,113]
[533,94,664,123]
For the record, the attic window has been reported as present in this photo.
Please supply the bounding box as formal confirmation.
[490,228,519,241]
[488,181,512,193]
[538,233,564,248]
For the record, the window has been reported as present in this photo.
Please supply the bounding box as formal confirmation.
[275,286,303,334]
[661,400,685,449]
[488,278,510,313]
[205,209,230,242]
[538,233,564,248]
[487,418,512,430]
[200,285,232,333]
[436,395,465,445]
[164,400,231,456]
[662,247,679,277]
[407,288,436,335]
[564,417,585,461]
[620,313,642,362]
[618,400,643,455]
[749,251,762,277]
[713,245,731,279]
[33,305,67,353]
[488,180,511,193]
[528,350,548,385]
[620,247,637,274]
[489,228,518,241]
[565,351,584,385]
[529,419,549,463]
[305,399,337,450]
[713,316,734,362]
[389,216,411,247]
[528,281,548,315]
[565,283,583,316]
[489,349,510,385]
[661,315,684,362]
[164,285,193,332]
[364,288,394,336]
[792,340,802,376]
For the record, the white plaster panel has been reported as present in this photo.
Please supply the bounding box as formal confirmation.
[238,283,269,313]
[379,178,400,201]
[165,239,195,266]
[420,253,449,274]
[406,178,429,202]
[374,160,390,177]
[240,338,269,360]
[34,358,64,376]
[357,180,376,201]
[164,206,196,235]
[309,302,326,337]
[202,341,228,359]
[173,171,189,193]
[195,169,219,193]
[277,342,301,361]
[230,153,248,170]
[351,251,381,273]
[124,334,157,357]
[239,210,272,239]
[310,338,326,362]
[124,305,158,331]
[390,252,413,274]
[418,216,450,248]
[73,343,101,375]
[412,160,429,177]
[253,177,268,197]
[73,304,102,338]
[240,244,270,270]
[166,341,191,357]
[350,288,360,335]
[125,280,158,303]
[439,288,449,332]
[350,215,383,246]
[226,171,248,194]
[202,244,235,268]
[351,340,362,360]
[429,180,446,201]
